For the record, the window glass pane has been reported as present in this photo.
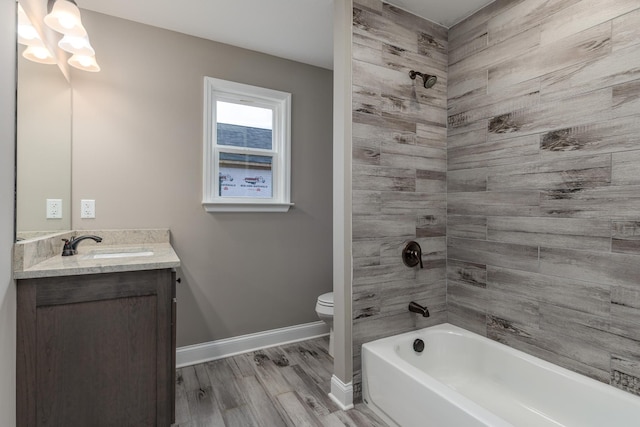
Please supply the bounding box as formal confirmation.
[216,101,273,150]
[218,153,273,198]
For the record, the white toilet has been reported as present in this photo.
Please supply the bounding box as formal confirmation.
[315,292,334,357]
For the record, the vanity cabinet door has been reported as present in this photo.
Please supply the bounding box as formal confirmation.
[17,269,175,427]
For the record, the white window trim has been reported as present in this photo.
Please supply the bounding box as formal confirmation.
[202,77,293,213]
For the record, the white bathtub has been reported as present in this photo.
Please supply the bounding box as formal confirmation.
[362,323,640,427]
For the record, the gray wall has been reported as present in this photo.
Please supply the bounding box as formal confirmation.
[447,0,640,394]
[350,0,448,392]
[71,11,333,347]
[0,0,17,424]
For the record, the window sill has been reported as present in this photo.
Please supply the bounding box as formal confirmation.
[202,201,294,213]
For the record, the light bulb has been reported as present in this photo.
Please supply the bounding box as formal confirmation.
[70,38,84,49]
[18,25,39,43]
[33,47,50,60]
[58,14,76,30]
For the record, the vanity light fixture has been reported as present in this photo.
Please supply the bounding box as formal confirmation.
[44,0,100,72]
[17,3,56,65]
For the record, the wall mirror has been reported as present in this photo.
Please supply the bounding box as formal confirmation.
[15,0,72,241]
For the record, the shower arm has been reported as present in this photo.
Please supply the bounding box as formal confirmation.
[409,70,423,80]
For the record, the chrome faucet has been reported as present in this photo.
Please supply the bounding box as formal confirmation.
[61,235,103,256]
[408,301,430,317]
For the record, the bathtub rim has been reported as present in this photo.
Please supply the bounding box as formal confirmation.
[361,322,640,427]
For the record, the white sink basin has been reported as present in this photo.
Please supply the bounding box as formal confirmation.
[87,250,154,259]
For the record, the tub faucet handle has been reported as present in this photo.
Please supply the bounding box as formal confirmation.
[402,241,423,269]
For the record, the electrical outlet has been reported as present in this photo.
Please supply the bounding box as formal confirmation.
[80,199,96,219]
[46,199,63,219]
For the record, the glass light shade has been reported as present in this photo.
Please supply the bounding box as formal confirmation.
[18,25,40,45]
[58,35,95,56]
[68,54,100,72]
[17,4,41,46]
[44,0,87,37]
[22,45,56,64]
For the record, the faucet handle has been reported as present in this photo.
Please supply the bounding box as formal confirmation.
[61,238,75,256]
[402,241,423,269]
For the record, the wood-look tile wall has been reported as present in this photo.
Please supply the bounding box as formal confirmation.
[351,0,448,393]
[447,0,640,395]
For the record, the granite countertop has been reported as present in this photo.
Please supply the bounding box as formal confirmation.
[13,229,181,279]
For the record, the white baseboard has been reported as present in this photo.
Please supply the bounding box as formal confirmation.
[176,321,329,368]
[329,375,354,410]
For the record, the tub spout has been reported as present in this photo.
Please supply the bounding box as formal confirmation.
[408,301,430,317]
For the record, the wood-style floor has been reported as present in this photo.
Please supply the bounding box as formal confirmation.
[173,336,388,427]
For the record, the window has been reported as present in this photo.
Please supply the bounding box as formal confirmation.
[203,77,292,212]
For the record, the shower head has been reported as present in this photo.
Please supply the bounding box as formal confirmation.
[423,74,437,88]
[409,70,437,89]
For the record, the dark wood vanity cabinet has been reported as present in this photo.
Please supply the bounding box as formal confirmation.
[17,269,177,427]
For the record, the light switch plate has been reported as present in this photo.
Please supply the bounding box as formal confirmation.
[80,199,96,219]
[46,199,62,219]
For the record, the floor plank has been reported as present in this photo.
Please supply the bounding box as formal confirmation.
[174,369,192,424]
[222,405,261,427]
[205,359,248,411]
[238,376,288,427]
[277,391,325,427]
[172,337,387,427]
[185,387,224,426]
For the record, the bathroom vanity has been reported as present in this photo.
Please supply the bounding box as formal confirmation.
[14,230,180,427]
